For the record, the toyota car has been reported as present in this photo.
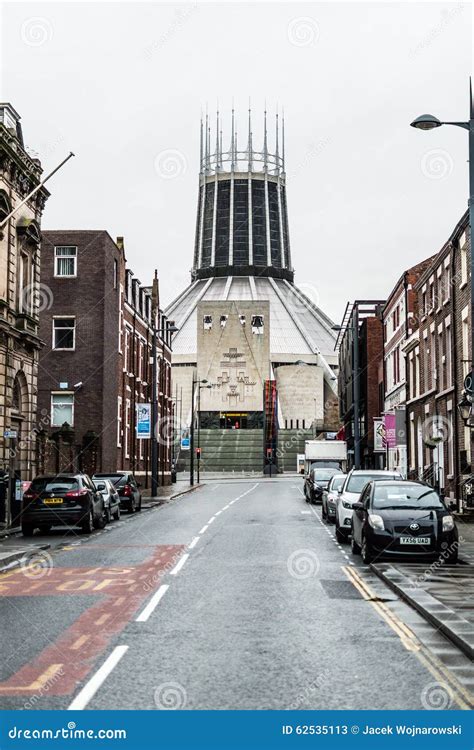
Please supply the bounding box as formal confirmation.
[350,480,459,564]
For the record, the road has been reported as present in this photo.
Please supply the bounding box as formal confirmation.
[0,478,472,711]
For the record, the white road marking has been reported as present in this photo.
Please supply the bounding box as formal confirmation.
[135,584,169,622]
[222,504,230,510]
[169,553,189,576]
[188,536,200,549]
[68,645,129,710]
[208,516,216,524]
[215,510,222,516]
[199,524,209,534]
[301,510,311,514]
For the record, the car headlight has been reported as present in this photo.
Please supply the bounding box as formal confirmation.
[442,515,455,532]
[342,501,353,510]
[368,513,384,530]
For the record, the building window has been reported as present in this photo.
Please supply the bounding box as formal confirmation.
[117,396,122,447]
[113,259,118,289]
[53,317,75,350]
[445,322,452,388]
[462,307,469,378]
[54,246,77,277]
[438,327,444,391]
[460,232,468,285]
[447,406,454,477]
[125,399,131,458]
[51,393,74,426]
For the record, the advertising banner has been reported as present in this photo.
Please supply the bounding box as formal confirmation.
[383,413,396,449]
[136,403,151,439]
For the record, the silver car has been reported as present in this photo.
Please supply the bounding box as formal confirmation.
[321,474,346,523]
[93,478,121,523]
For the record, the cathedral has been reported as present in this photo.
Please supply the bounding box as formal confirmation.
[166,109,339,471]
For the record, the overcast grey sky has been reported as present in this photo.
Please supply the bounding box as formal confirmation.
[1,2,472,322]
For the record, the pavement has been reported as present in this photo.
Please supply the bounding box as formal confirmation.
[370,514,474,661]
[0,476,471,710]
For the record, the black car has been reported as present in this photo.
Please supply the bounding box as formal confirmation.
[92,472,142,513]
[21,473,106,536]
[351,480,459,564]
[304,468,340,504]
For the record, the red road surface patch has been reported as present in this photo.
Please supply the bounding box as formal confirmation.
[0,544,184,696]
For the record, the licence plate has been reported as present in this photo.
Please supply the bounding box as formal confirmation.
[43,498,63,505]
[400,536,430,545]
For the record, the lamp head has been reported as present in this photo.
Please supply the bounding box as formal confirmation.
[410,114,442,130]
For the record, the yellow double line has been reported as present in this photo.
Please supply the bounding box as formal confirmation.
[343,565,473,710]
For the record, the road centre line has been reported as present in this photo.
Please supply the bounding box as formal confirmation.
[169,553,189,576]
[68,645,129,710]
[199,525,209,534]
[188,536,200,549]
[208,517,216,524]
[135,584,169,622]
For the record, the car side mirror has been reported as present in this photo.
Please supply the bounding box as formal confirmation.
[337,488,343,495]
[352,502,363,511]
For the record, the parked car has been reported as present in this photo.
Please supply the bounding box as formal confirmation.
[335,469,402,543]
[92,472,142,513]
[351,480,459,564]
[321,474,346,523]
[304,467,340,504]
[93,478,121,522]
[21,473,106,536]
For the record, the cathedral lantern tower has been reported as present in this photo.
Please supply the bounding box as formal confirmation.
[192,108,293,282]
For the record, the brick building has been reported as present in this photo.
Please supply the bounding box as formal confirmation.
[337,300,385,470]
[382,256,435,476]
[404,211,471,510]
[37,231,173,486]
[0,103,50,526]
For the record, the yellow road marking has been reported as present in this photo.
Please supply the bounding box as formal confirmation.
[0,663,63,693]
[342,566,473,710]
[70,635,89,650]
[112,596,126,607]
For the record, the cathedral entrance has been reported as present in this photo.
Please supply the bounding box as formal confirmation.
[220,412,248,429]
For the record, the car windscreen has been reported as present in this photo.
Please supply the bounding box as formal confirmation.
[31,477,79,493]
[346,474,400,494]
[373,485,444,510]
[312,469,338,482]
[93,474,126,487]
[330,475,345,491]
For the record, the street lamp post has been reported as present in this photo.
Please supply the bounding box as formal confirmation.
[190,377,211,486]
[411,80,474,397]
[150,271,178,497]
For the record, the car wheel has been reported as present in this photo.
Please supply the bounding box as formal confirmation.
[351,532,361,555]
[114,506,121,521]
[105,507,112,524]
[335,526,347,544]
[444,550,458,565]
[361,535,373,564]
[81,508,94,534]
[129,498,136,514]
[38,524,52,534]
[136,496,142,512]
[22,523,35,537]
[93,510,107,530]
